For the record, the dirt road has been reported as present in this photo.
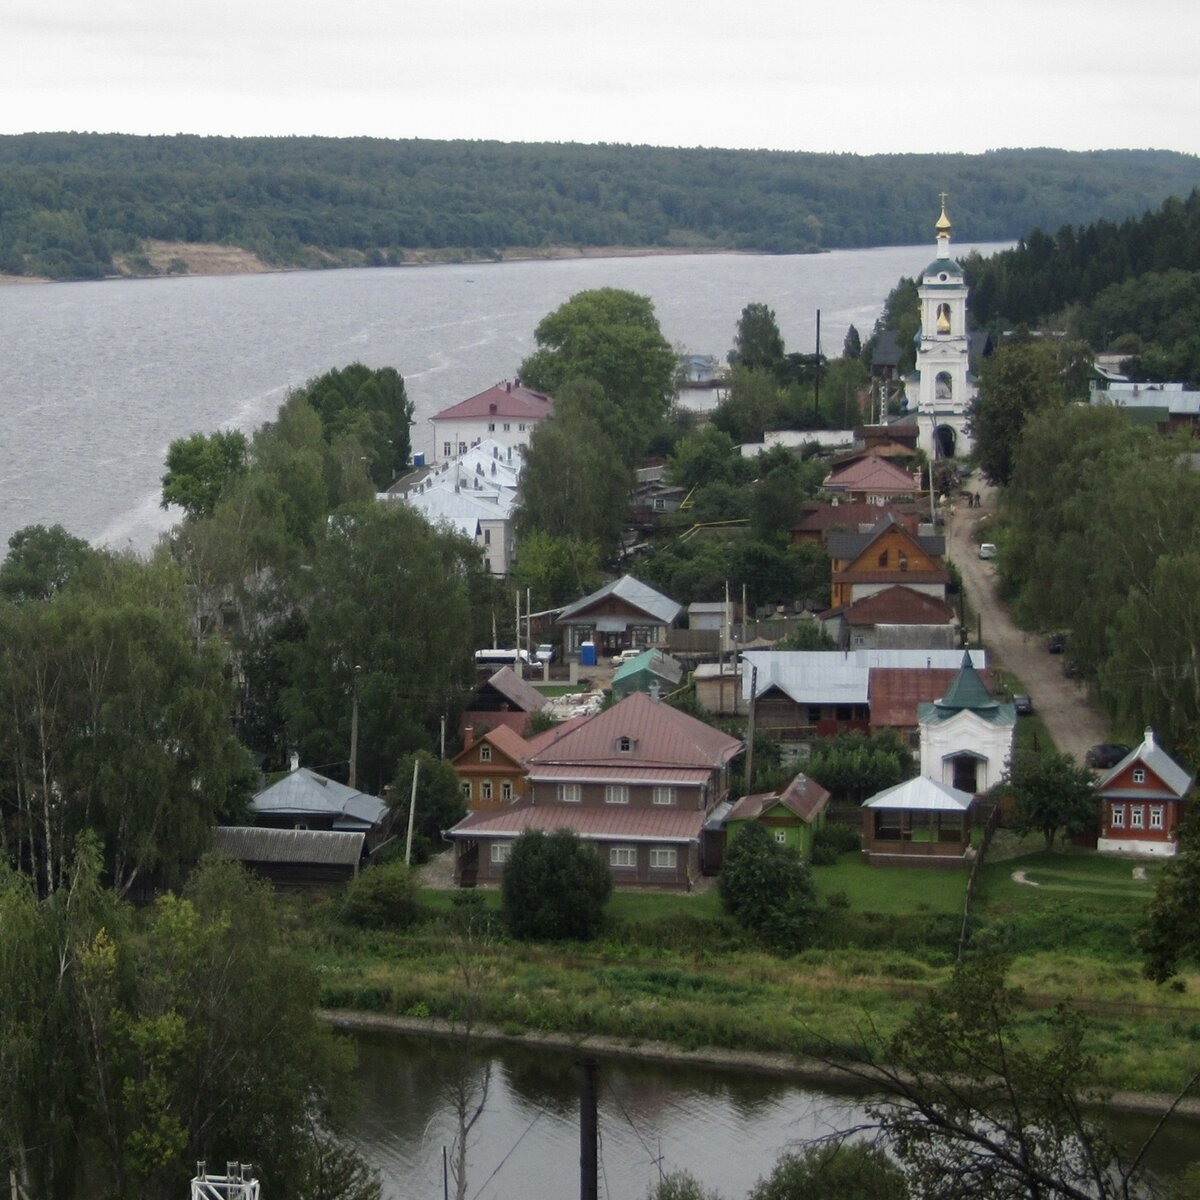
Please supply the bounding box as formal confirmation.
[945,484,1109,764]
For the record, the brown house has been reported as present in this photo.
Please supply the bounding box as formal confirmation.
[827,513,948,609]
[452,724,533,811]
[791,500,922,547]
[556,574,681,659]
[447,692,741,889]
[1096,728,1193,858]
[460,666,547,738]
[822,585,959,650]
[822,454,922,503]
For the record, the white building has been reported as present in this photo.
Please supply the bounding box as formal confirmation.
[430,380,554,464]
[904,198,978,461]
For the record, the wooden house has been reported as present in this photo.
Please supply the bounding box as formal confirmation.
[822,454,921,504]
[826,512,948,609]
[211,827,366,887]
[451,724,533,811]
[460,666,547,737]
[556,575,681,659]
[724,774,830,859]
[1096,728,1193,857]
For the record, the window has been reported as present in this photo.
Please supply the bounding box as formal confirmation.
[649,847,677,869]
[1131,806,1145,830]
[490,843,510,863]
[652,787,675,806]
[481,781,493,801]
[1133,768,1146,783]
[878,550,889,568]
[443,442,451,457]
[501,780,513,801]
[519,423,526,431]
[488,422,495,432]
[1150,806,1164,830]
[618,736,634,753]
[808,706,823,724]
[853,634,866,646]
[558,783,581,803]
[479,745,492,762]
[503,422,510,431]
[609,846,636,868]
[605,785,629,805]
[1111,804,1125,829]
[772,830,788,845]
[654,498,665,511]
[458,441,467,455]
[483,529,491,545]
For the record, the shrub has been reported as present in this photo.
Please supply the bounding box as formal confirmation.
[749,1142,909,1199]
[341,860,418,929]
[501,828,613,941]
[814,822,862,855]
[720,823,821,951]
[810,842,840,867]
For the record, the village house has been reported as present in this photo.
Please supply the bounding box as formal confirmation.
[429,380,554,463]
[446,691,742,890]
[1096,728,1193,857]
[791,499,925,547]
[249,764,390,841]
[452,724,533,811]
[822,454,923,504]
[556,574,682,660]
[724,773,830,859]
[826,511,949,609]
[820,584,959,650]
[868,664,997,748]
[860,776,977,869]
[460,666,547,738]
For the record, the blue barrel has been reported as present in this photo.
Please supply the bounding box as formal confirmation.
[580,640,596,666]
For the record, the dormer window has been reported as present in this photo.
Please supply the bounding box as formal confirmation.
[1133,768,1146,783]
[479,745,491,762]
[617,736,634,753]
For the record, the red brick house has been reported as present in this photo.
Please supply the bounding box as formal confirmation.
[1096,728,1193,857]
[446,692,741,889]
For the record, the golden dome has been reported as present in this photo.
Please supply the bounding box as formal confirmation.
[936,192,952,235]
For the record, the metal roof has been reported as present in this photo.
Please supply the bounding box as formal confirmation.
[212,826,366,865]
[863,776,974,812]
[1097,728,1194,798]
[252,768,387,829]
[557,574,682,626]
[431,382,555,423]
[447,800,705,843]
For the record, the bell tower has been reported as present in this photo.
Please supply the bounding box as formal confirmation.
[907,195,975,460]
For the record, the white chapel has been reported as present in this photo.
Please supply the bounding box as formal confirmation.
[904,197,977,460]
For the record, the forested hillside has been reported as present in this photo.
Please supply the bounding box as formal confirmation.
[0,133,1197,279]
[961,190,1200,382]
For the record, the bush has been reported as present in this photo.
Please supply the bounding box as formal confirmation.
[810,841,840,867]
[341,860,418,929]
[720,823,821,951]
[814,822,862,855]
[749,1142,909,1200]
[501,829,613,941]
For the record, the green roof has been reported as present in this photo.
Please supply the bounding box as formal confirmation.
[936,652,998,712]
[924,257,963,279]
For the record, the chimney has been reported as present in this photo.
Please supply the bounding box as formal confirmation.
[506,381,512,393]
[464,726,474,750]
[289,750,300,772]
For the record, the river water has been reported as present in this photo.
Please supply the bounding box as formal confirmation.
[348,1030,1197,1200]
[0,243,1009,555]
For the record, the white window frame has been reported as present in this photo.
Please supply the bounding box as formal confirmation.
[501,780,513,801]
[618,736,634,753]
[481,780,493,802]
[652,786,675,806]
[490,842,510,863]
[1133,768,1146,783]
[479,744,491,762]
[1111,804,1124,829]
[605,785,629,805]
[774,829,788,845]
[443,442,451,457]
[1130,806,1144,830]
[1150,805,1164,830]
[609,845,636,869]
[558,783,581,803]
[649,846,677,869]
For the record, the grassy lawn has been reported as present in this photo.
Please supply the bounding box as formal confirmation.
[813,854,967,916]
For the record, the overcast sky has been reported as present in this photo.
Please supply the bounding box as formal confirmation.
[4,0,1198,156]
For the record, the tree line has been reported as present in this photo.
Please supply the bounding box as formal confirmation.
[2,133,1198,278]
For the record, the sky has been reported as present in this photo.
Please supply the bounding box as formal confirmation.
[4,0,1199,156]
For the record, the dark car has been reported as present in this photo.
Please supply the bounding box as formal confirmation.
[1047,633,1067,654]
[1085,743,1131,769]
[1013,693,1033,715]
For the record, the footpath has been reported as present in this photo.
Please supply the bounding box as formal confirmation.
[945,483,1109,763]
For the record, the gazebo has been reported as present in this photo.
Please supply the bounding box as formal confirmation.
[861,775,976,868]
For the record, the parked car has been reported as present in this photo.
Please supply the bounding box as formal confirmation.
[1085,743,1131,769]
[1013,693,1033,715]
[1047,632,1067,654]
[534,644,557,664]
[611,648,643,666]
[978,542,997,559]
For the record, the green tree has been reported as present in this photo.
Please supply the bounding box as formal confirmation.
[501,828,613,941]
[719,822,820,950]
[390,750,466,864]
[805,731,914,805]
[730,302,786,375]
[0,523,97,604]
[711,367,783,443]
[161,429,249,519]
[749,1143,908,1200]
[842,324,863,360]
[341,859,418,929]
[1006,749,1099,852]
[1140,815,1200,983]
[508,530,602,610]
[968,337,1066,486]
[519,288,676,463]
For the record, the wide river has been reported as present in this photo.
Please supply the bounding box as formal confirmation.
[0,243,1008,555]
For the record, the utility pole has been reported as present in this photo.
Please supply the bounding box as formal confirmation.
[526,586,532,660]
[404,757,421,866]
[440,713,447,759]
[348,666,360,789]
[514,590,522,677]
[743,665,758,793]
[813,308,821,417]
[579,1059,599,1200]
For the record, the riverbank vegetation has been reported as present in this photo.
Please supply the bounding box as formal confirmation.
[2,134,1198,279]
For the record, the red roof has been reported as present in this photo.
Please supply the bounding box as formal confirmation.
[523,714,593,757]
[792,501,920,538]
[431,382,554,423]
[840,586,956,626]
[728,773,830,823]
[869,667,996,729]
[824,454,918,493]
[448,799,705,843]
[528,692,741,771]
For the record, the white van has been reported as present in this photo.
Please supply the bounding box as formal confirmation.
[474,648,531,668]
[978,543,997,560]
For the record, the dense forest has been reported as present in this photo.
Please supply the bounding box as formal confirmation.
[0,133,1198,279]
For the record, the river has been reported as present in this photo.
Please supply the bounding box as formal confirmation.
[0,243,1009,555]
[347,1030,1198,1200]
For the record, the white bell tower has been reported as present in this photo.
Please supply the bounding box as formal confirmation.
[908,195,976,460]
